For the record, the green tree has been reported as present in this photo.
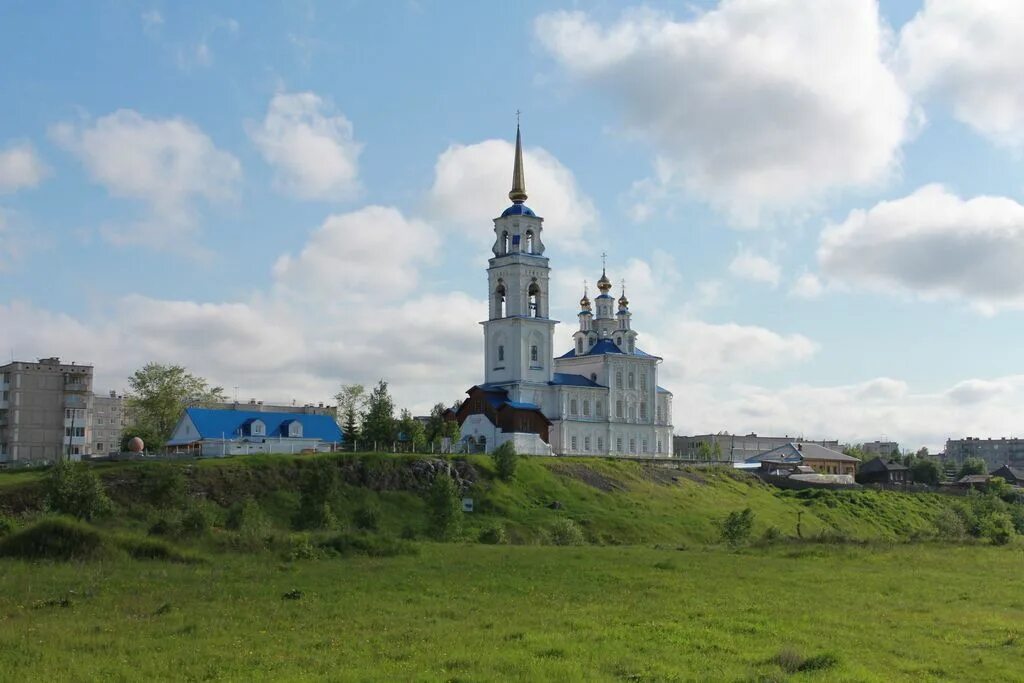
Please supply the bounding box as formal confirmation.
[425,402,448,445]
[696,441,713,461]
[335,384,366,430]
[361,380,396,447]
[125,363,225,448]
[910,458,941,486]
[342,406,360,448]
[427,473,462,540]
[45,460,112,521]
[398,409,426,452]
[916,446,930,458]
[720,507,755,547]
[294,459,339,530]
[958,457,988,478]
[712,441,723,461]
[842,447,869,462]
[491,441,519,481]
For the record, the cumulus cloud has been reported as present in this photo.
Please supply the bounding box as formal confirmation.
[51,109,240,250]
[272,206,437,302]
[0,141,49,193]
[789,273,823,300]
[818,184,1024,313]
[729,249,780,287]
[535,1,913,224]
[429,139,597,252]
[898,0,1024,147]
[247,92,362,200]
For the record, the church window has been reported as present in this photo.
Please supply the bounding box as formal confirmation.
[530,345,538,362]
[628,339,635,353]
[528,282,541,317]
[584,436,591,451]
[576,339,583,354]
[642,439,648,453]
[657,405,664,423]
[657,439,663,454]
[525,230,534,253]
[616,400,623,418]
[640,373,647,392]
[630,438,637,453]
[495,282,506,318]
[628,372,635,389]
[583,399,590,417]
[596,401,603,417]
[615,371,623,389]
[570,398,578,415]
[590,372,597,382]
[589,336,595,347]
[640,402,647,420]
[616,436,623,452]
[498,345,504,362]
[629,405,636,420]
[617,337,622,346]
[571,435,578,451]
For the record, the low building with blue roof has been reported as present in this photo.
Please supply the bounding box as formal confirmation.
[166,407,343,457]
[454,125,674,457]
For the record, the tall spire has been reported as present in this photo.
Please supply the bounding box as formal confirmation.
[509,122,528,204]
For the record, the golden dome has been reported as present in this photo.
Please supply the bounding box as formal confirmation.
[618,293,629,307]
[596,270,612,293]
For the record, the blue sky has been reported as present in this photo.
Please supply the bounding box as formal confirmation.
[3,0,1024,450]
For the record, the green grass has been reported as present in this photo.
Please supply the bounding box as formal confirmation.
[1,543,1022,680]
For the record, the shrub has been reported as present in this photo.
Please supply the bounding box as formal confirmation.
[226,497,270,535]
[478,524,507,545]
[317,532,419,558]
[0,517,107,560]
[934,508,967,541]
[141,464,187,508]
[353,504,380,531]
[761,526,783,542]
[115,535,203,563]
[0,515,16,537]
[44,459,112,521]
[1010,506,1024,535]
[980,511,1015,546]
[548,517,585,546]
[720,507,755,547]
[284,533,324,561]
[179,506,211,537]
[910,458,941,486]
[148,515,179,537]
[491,442,519,481]
[772,648,839,674]
[958,457,987,479]
[427,473,462,540]
[294,460,339,530]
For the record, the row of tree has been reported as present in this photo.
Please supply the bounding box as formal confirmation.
[335,381,460,451]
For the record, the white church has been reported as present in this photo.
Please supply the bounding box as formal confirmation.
[455,127,674,457]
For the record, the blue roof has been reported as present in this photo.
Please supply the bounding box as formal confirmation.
[503,400,541,410]
[500,204,537,217]
[595,293,614,300]
[558,339,662,360]
[656,385,672,394]
[179,408,343,443]
[550,372,604,388]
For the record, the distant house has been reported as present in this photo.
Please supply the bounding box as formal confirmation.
[858,457,910,485]
[989,465,1024,487]
[953,474,991,489]
[166,407,343,457]
[746,442,860,476]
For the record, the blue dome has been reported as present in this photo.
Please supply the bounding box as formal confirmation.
[501,204,536,217]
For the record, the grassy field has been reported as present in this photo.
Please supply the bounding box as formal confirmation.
[1,543,1022,681]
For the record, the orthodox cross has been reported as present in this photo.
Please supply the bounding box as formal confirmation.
[601,251,607,270]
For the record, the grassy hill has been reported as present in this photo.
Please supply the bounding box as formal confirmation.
[0,453,960,545]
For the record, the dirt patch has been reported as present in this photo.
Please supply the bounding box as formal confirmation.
[549,463,627,492]
[674,468,709,485]
[639,465,684,486]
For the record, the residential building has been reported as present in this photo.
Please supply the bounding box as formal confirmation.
[945,437,1024,470]
[989,465,1024,487]
[860,440,900,458]
[0,357,94,463]
[456,126,673,456]
[745,442,860,476]
[165,407,343,457]
[857,457,910,485]
[91,390,126,456]
[674,433,840,462]
[212,400,337,418]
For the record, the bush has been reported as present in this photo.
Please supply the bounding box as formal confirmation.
[427,474,462,540]
[141,464,187,508]
[0,515,16,537]
[934,508,967,541]
[491,442,519,481]
[294,460,339,530]
[317,532,418,558]
[761,526,783,542]
[1010,506,1024,535]
[980,511,1015,546]
[478,524,507,545]
[148,514,179,537]
[0,517,107,560]
[772,648,839,674]
[353,504,380,531]
[284,533,324,561]
[548,517,585,546]
[115,535,203,563]
[179,506,210,537]
[958,457,987,479]
[226,497,270,534]
[720,507,755,547]
[44,459,112,521]
[910,458,941,486]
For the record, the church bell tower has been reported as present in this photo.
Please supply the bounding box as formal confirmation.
[482,125,558,399]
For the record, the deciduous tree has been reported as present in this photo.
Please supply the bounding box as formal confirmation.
[125,363,225,447]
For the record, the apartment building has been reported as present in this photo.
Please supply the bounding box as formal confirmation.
[0,357,94,463]
[860,440,900,458]
[945,437,1024,470]
[674,433,841,462]
[91,390,127,456]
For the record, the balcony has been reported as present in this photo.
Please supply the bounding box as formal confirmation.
[64,382,90,393]
[64,395,87,408]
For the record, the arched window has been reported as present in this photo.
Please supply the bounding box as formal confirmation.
[628,372,635,389]
[617,337,623,347]
[501,231,510,254]
[528,282,541,317]
[498,345,504,362]
[525,230,534,253]
[590,372,597,382]
[640,373,647,392]
[583,400,590,416]
[570,398,578,415]
[530,345,539,363]
[576,338,583,354]
[615,371,623,389]
[494,282,506,318]
[596,401,603,417]
[628,339,635,353]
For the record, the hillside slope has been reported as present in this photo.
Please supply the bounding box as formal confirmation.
[0,454,957,544]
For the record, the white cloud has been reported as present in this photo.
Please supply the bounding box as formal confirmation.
[898,0,1024,147]
[536,1,913,224]
[818,184,1024,312]
[247,92,362,200]
[729,249,780,287]
[0,141,49,194]
[789,273,823,299]
[141,9,163,35]
[429,139,597,252]
[272,206,437,302]
[51,109,240,249]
